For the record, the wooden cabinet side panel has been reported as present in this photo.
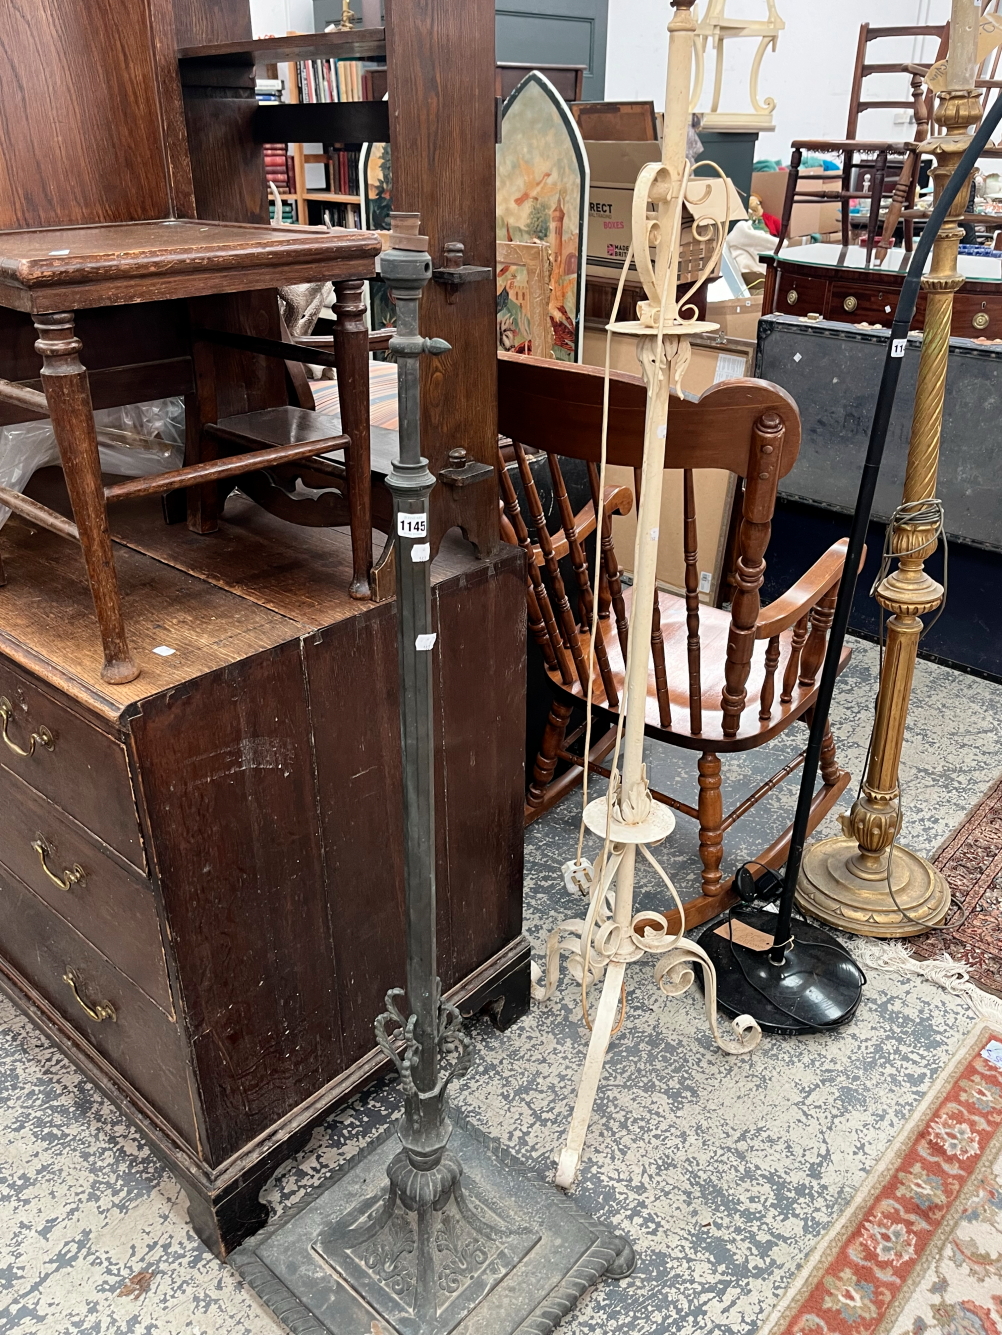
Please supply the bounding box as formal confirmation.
[303,604,408,1071]
[130,643,340,1166]
[434,552,525,987]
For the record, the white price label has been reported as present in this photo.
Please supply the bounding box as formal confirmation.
[397,512,428,538]
[415,632,437,651]
[891,338,907,359]
[410,542,430,563]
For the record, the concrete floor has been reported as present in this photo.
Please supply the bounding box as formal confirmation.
[2,638,1001,1335]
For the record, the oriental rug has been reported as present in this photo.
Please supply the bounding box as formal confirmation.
[759,1023,1002,1335]
[910,774,1002,998]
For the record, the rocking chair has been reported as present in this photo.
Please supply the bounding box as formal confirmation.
[497,351,855,933]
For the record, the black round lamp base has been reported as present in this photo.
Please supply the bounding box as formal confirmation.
[696,909,865,1036]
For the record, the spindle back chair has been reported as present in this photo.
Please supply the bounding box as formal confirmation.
[497,351,855,932]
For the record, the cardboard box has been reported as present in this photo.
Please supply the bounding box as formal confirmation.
[751,168,841,238]
[706,293,763,341]
[585,141,746,287]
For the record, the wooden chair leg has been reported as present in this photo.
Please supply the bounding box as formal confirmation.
[819,716,841,787]
[776,146,801,251]
[697,751,724,897]
[34,313,138,685]
[332,279,372,600]
[526,700,573,814]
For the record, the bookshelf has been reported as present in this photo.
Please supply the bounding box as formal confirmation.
[213,31,386,228]
[281,59,366,227]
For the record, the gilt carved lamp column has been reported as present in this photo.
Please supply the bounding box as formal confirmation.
[796,0,983,938]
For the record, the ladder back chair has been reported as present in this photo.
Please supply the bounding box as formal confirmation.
[497,351,854,932]
[778,23,949,265]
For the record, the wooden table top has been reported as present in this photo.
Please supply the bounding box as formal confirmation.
[0,220,380,313]
[772,241,1002,283]
[0,479,482,721]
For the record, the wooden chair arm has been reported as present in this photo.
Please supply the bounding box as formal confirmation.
[528,484,632,565]
[755,539,852,640]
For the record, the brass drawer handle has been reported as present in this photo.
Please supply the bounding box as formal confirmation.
[0,696,54,758]
[32,836,86,891]
[62,970,116,1023]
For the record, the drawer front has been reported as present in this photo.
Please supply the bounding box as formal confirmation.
[830,279,903,326]
[0,766,170,1012]
[0,657,145,870]
[953,292,1001,339]
[775,270,829,317]
[0,865,197,1149]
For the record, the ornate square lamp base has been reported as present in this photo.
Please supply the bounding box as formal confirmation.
[231,1111,633,1335]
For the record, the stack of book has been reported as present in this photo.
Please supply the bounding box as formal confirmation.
[263,144,295,194]
[328,149,360,197]
[296,58,366,103]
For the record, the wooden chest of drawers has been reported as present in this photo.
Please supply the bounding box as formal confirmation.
[763,243,1002,340]
[0,489,528,1256]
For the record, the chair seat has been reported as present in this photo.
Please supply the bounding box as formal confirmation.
[549,586,852,753]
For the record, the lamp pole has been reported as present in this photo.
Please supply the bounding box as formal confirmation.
[232,212,635,1335]
[550,0,761,1193]
[797,0,983,936]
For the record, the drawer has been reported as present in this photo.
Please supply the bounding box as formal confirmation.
[776,270,829,317]
[0,864,198,1150]
[953,293,1000,338]
[0,765,171,1012]
[0,657,145,870]
[830,279,903,325]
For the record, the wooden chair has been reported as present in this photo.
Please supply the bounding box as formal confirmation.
[777,23,949,265]
[497,351,854,931]
[0,0,378,685]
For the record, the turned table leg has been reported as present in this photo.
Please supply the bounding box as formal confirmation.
[332,279,372,599]
[34,312,138,684]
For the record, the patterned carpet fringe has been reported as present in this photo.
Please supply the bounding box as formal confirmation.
[849,936,1002,1025]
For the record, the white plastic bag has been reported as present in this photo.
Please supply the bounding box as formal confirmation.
[0,396,185,528]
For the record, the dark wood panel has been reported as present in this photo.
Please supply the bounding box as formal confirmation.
[0,0,174,230]
[178,30,386,64]
[304,550,526,1067]
[302,603,407,1068]
[183,90,270,226]
[385,0,501,555]
[0,766,169,1010]
[171,0,252,47]
[433,549,525,986]
[252,102,390,144]
[0,302,190,382]
[187,291,288,422]
[0,656,145,867]
[0,864,196,1145]
[130,640,341,1166]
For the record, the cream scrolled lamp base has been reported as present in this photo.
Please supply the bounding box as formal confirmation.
[547,791,760,1190]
